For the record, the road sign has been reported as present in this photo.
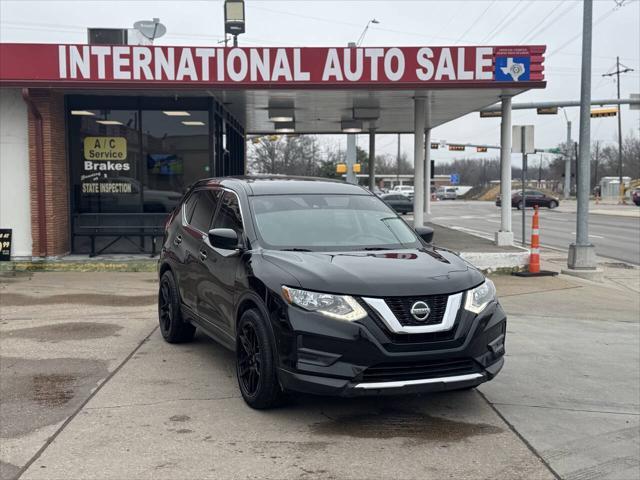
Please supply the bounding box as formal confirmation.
[537,106,558,115]
[450,174,460,185]
[512,125,535,154]
[590,107,617,118]
[480,110,501,118]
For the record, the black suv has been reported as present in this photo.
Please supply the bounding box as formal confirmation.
[158,177,506,409]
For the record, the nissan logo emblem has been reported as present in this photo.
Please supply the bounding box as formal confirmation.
[410,301,431,321]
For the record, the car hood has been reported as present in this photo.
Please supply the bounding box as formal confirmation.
[261,247,484,297]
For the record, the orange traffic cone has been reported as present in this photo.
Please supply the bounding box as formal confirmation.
[513,205,557,277]
[529,206,541,273]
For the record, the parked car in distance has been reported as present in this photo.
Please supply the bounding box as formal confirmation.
[632,187,640,206]
[380,192,413,214]
[436,187,458,200]
[158,177,506,409]
[392,185,414,199]
[496,190,559,209]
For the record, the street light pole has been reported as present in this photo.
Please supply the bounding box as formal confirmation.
[567,0,596,272]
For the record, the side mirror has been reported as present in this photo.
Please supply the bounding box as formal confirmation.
[208,228,239,250]
[415,226,434,244]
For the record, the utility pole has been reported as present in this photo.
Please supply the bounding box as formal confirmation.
[563,111,572,200]
[567,0,596,272]
[396,133,401,186]
[602,56,634,203]
[594,141,600,189]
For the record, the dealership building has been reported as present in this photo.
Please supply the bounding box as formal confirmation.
[0,41,545,259]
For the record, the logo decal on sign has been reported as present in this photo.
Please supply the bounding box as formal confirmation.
[495,57,530,82]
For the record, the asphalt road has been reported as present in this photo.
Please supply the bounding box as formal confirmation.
[427,201,640,266]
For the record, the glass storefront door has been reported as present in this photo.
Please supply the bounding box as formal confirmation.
[66,95,242,254]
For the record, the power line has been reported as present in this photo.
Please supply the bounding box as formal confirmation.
[454,0,496,45]
[518,1,577,45]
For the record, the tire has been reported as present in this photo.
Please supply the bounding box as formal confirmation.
[236,308,283,409]
[158,270,196,343]
[549,200,558,209]
[517,201,524,210]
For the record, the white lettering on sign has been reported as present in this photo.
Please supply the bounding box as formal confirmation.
[416,47,434,80]
[475,47,493,80]
[133,47,153,80]
[250,48,269,82]
[195,48,215,81]
[113,46,131,80]
[384,48,404,81]
[365,48,384,81]
[55,45,502,84]
[293,49,309,81]
[435,48,455,80]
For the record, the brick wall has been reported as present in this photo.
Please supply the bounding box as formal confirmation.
[26,90,69,257]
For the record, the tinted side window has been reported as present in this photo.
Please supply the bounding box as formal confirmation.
[213,191,244,237]
[184,192,198,223]
[190,190,221,232]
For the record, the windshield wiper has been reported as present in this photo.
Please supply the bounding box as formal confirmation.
[362,247,392,251]
[280,248,312,252]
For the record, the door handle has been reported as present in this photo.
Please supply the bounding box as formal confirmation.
[199,250,208,261]
[174,234,183,246]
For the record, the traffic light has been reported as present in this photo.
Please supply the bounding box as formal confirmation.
[537,107,558,115]
[336,163,347,174]
[590,107,617,118]
[353,163,361,173]
[448,145,465,151]
[476,146,488,153]
[430,143,439,149]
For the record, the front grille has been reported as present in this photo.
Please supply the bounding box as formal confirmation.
[384,295,449,326]
[361,358,477,383]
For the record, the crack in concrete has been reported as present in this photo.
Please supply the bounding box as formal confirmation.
[489,402,640,416]
[84,395,242,410]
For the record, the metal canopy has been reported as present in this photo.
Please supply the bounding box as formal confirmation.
[215,87,529,134]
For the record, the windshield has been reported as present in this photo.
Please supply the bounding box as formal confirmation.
[249,194,421,251]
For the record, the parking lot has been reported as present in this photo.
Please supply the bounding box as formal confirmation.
[1,268,638,480]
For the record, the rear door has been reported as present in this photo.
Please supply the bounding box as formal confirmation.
[198,190,245,335]
[179,189,220,312]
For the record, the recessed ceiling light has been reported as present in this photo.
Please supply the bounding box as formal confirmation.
[96,120,124,125]
[71,110,95,116]
[274,121,295,133]
[163,111,191,116]
[181,121,206,126]
[268,108,294,122]
[341,119,363,133]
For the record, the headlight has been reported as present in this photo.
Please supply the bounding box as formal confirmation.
[464,279,496,314]
[281,286,367,321]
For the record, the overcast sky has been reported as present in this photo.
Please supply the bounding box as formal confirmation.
[1,0,639,165]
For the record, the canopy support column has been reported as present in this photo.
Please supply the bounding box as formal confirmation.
[424,127,432,216]
[495,95,513,246]
[413,96,426,228]
[368,128,376,191]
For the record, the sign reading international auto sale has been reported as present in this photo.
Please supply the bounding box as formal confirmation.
[0,44,545,87]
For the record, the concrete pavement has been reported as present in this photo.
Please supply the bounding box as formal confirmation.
[1,268,638,480]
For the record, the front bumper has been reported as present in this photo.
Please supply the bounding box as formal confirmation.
[274,298,507,397]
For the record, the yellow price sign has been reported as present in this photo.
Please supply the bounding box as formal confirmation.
[84,137,127,160]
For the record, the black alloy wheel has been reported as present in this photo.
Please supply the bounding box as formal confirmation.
[237,322,261,396]
[236,309,283,409]
[158,271,196,343]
